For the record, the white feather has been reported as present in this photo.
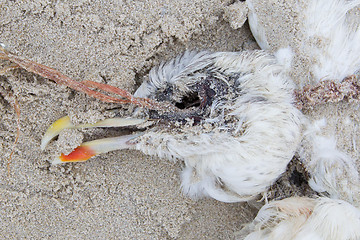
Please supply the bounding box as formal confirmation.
[246,0,270,50]
[238,197,360,240]
[274,47,294,72]
[305,0,360,81]
[247,0,360,84]
[299,119,360,204]
[134,51,216,99]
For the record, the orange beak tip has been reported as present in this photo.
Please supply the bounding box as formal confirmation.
[51,145,96,164]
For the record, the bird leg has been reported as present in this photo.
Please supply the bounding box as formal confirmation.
[53,134,141,164]
[81,80,175,111]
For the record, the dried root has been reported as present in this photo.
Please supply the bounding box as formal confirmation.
[0,45,175,112]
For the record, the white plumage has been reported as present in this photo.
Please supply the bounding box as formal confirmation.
[298,0,360,204]
[299,119,360,203]
[238,196,360,240]
[242,0,360,239]
[129,51,302,202]
[247,0,360,86]
[246,0,270,51]
[304,0,360,82]
[247,0,360,201]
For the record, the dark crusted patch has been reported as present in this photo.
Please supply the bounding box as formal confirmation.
[289,169,307,187]
[267,156,318,201]
[154,84,174,102]
[198,75,228,109]
[149,71,233,126]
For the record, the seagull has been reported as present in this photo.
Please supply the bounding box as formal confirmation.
[0,46,302,203]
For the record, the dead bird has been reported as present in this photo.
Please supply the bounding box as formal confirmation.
[0,47,302,203]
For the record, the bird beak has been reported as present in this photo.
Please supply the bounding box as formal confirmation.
[52,134,140,164]
[41,116,147,164]
[41,116,74,150]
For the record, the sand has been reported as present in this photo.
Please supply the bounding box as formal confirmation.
[2,0,358,239]
[0,0,257,239]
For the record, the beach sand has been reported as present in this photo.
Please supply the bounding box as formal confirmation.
[0,1,257,239]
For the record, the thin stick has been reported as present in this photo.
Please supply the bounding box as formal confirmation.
[0,63,20,75]
[82,80,177,111]
[6,93,21,176]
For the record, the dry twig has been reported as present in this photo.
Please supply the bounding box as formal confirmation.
[7,93,20,176]
[0,45,176,112]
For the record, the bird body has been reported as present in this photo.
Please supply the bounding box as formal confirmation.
[132,51,302,202]
[247,0,360,203]
[241,0,360,239]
